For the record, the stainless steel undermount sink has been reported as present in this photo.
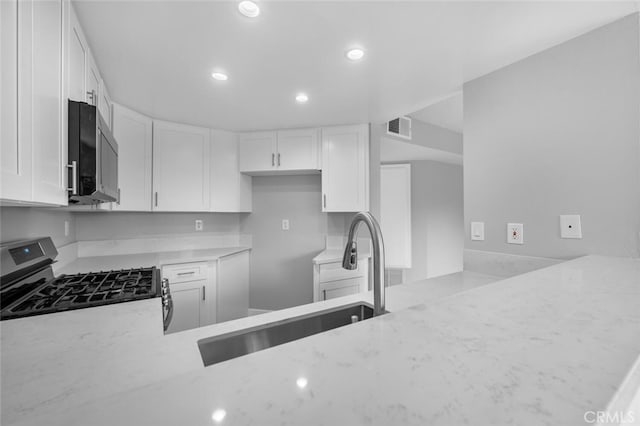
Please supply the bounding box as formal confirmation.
[197,303,382,367]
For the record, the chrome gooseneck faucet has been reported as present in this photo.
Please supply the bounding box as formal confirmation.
[342,212,386,316]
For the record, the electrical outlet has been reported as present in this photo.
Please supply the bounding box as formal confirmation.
[560,215,582,239]
[195,220,203,231]
[471,222,484,241]
[507,223,524,244]
[282,219,290,231]
[64,220,70,237]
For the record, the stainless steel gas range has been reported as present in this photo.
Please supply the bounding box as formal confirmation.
[0,237,173,331]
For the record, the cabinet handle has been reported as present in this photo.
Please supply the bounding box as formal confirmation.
[177,271,195,276]
[154,192,158,207]
[322,290,327,300]
[202,285,206,300]
[117,188,121,205]
[272,153,275,167]
[66,161,77,195]
[323,194,326,208]
[277,153,281,166]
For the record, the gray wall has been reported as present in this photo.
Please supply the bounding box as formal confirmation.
[240,175,350,311]
[464,13,640,259]
[75,212,240,240]
[402,161,464,283]
[0,207,77,247]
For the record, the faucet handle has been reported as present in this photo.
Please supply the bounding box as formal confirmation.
[342,241,358,270]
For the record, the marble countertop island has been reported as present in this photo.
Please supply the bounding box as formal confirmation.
[3,255,639,425]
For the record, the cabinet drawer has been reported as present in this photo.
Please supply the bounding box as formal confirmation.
[318,259,367,283]
[319,277,363,300]
[162,262,208,283]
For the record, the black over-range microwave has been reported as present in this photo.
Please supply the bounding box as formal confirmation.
[68,100,118,204]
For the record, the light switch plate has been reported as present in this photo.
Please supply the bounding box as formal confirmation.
[507,223,524,244]
[560,215,582,239]
[282,219,290,231]
[471,222,484,241]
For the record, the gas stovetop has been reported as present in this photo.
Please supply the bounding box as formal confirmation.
[1,267,160,320]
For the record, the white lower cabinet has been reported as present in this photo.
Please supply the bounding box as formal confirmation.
[217,251,250,322]
[162,250,250,334]
[313,257,369,302]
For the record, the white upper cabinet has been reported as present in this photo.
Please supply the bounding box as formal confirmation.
[321,124,370,212]
[210,129,252,212]
[98,82,112,129]
[1,0,67,206]
[275,128,320,172]
[1,0,29,202]
[152,120,210,212]
[111,103,153,211]
[85,50,100,107]
[67,4,88,103]
[238,128,320,174]
[238,131,277,173]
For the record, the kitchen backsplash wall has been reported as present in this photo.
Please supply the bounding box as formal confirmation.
[0,207,77,247]
[240,174,351,311]
[464,13,640,259]
[74,212,241,241]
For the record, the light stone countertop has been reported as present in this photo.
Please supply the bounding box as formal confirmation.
[0,270,497,425]
[4,255,640,425]
[53,246,252,275]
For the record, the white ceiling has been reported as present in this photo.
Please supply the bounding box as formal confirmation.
[74,1,639,132]
[380,137,463,166]
[410,93,463,134]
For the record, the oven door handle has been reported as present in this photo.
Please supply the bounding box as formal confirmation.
[161,278,174,332]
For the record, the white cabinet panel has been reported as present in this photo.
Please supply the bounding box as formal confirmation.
[111,103,152,211]
[321,278,363,301]
[67,4,87,103]
[0,0,30,202]
[217,251,250,323]
[85,50,100,106]
[210,129,252,212]
[321,124,369,212]
[98,82,112,129]
[238,131,277,173]
[152,120,210,212]
[275,128,320,171]
[165,280,207,334]
[380,164,412,268]
[30,0,65,205]
[1,0,66,205]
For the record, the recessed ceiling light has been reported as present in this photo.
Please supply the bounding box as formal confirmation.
[346,48,365,61]
[295,93,309,103]
[211,409,226,423]
[238,1,260,18]
[211,72,228,81]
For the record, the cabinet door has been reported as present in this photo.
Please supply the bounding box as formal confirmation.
[111,103,153,211]
[164,280,207,334]
[0,0,31,202]
[98,81,112,129]
[238,131,277,173]
[210,129,252,212]
[321,125,369,212]
[152,120,210,211]
[276,128,320,171]
[67,3,87,103]
[217,251,250,323]
[30,0,66,205]
[85,50,100,106]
